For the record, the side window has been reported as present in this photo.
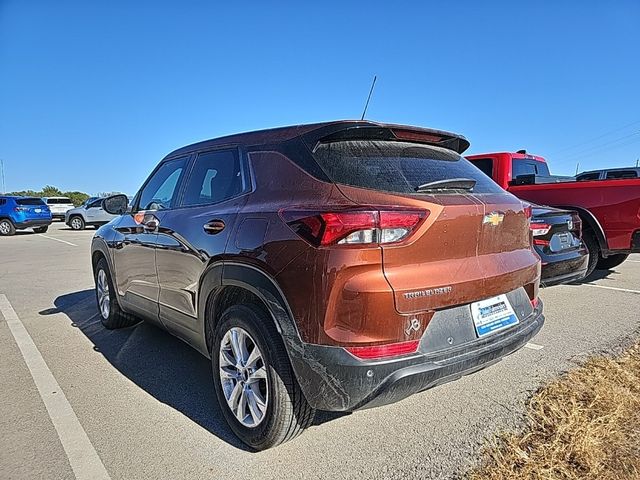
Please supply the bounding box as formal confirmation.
[470,158,494,178]
[182,149,245,206]
[0,199,5,206]
[88,199,103,208]
[576,172,600,181]
[137,157,187,211]
[606,170,637,179]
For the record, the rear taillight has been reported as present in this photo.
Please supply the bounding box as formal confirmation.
[345,340,420,360]
[280,208,428,247]
[14,206,27,212]
[531,297,540,309]
[530,222,551,237]
[523,205,533,220]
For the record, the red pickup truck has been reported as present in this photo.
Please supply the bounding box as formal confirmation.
[467,151,640,276]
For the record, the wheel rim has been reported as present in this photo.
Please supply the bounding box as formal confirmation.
[0,221,9,234]
[97,269,110,319]
[71,218,82,229]
[219,327,269,428]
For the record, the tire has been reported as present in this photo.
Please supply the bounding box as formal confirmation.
[69,216,85,230]
[0,219,16,236]
[210,304,315,450]
[596,253,629,270]
[94,258,139,329]
[582,230,600,277]
[33,226,48,233]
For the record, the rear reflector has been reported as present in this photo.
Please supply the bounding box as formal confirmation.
[345,340,420,360]
[280,208,428,247]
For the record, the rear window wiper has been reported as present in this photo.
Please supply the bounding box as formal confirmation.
[415,178,476,192]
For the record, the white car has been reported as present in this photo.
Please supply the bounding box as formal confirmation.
[44,197,75,220]
[65,197,118,230]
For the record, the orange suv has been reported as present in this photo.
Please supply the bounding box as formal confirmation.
[93,120,544,449]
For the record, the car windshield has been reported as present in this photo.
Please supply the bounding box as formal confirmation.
[312,140,502,194]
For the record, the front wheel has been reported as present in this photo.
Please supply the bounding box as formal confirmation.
[69,216,85,230]
[94,258,139,329]
[0,219,16,236]
[211,304,315,450]
[596,253,629,270]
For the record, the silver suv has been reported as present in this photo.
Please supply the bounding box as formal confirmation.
[65,197,117,230]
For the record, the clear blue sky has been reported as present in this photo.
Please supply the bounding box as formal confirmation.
[1,1,639,195]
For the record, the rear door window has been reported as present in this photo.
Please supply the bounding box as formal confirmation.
[606,170,638,179]
[576,172,601,181]
[181,149,246,206]
[311,140,502,194]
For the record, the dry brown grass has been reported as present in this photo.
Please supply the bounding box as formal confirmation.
[469,343,640,480]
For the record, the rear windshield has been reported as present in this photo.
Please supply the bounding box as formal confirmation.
[512,159,550,178]
[47,198,72,204]
[312,140,503,194]
[17,197,46,206]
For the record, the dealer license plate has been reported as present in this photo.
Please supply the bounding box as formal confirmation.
[470,294,519,337]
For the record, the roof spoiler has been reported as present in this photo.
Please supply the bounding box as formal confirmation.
[301,122,471,154]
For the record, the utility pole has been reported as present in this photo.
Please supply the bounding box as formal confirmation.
[575,162,580,175]
[636,158,639,168]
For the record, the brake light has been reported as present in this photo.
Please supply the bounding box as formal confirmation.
[392,129,444,144]
[523,205,533,219]
[280,208,428,247]
[14,206,27,212]
[345,340,420,360]
[530,222,551,237]
[531,297,539,309]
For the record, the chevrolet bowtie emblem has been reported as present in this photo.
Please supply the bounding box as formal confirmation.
[483,212,505,226]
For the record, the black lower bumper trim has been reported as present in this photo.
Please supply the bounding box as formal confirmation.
[287,303,545,412]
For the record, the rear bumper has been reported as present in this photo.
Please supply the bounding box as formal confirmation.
[539,250,589,287]
[14,218,53,229]
[287,292,544,412]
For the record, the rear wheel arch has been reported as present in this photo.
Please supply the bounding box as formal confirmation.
[199,262,299,356]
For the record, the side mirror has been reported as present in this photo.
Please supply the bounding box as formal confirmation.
[102,195,129,215]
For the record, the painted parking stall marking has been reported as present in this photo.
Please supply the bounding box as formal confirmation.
[38,234,77,247]
[0,294,110,480]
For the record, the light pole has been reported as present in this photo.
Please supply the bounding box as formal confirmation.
[0,159,5,194]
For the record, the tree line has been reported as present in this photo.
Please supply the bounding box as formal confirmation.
[6,185,122,206]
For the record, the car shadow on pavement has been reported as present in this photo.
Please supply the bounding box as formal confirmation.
[41,289,346,451]
[41,289,251,450]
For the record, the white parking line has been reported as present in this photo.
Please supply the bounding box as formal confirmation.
[582,284,640,295]
[38,235,77,247]
[0,294,110,480]
[525,342,544,350]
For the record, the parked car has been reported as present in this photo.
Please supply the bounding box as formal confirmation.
[466,151,640,275]
[92,120,544,449]
[44,196,75,220]
[0,196,52,236]
[65,197,118,230]
[529,205,588,286]
[576,167,640,181]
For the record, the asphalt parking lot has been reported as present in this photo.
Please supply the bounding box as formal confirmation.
[1,222,639,480]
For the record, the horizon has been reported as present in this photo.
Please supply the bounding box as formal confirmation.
[1,1,639,195]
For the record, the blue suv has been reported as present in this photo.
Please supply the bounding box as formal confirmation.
[0,196,53,236]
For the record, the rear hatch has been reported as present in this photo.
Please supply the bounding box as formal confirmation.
[310,137,539,313]
[16,197,50,218]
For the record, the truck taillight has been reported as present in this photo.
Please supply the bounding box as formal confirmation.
[280,208,428,247]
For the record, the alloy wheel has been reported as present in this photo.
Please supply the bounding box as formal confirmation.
[219,327,269,427]
[0,221,10,235]
[71,218,83,230]
[96,269,110,319]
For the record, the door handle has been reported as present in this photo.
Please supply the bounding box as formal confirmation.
[203,220,225,235]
